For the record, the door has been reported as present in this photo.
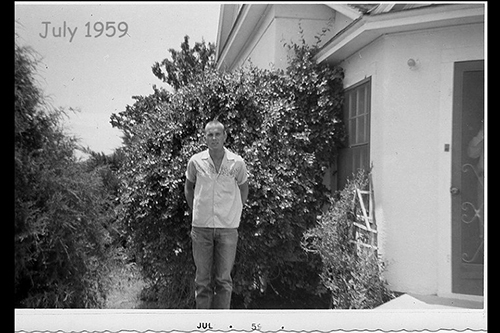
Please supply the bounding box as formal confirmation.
[451,60,484,296]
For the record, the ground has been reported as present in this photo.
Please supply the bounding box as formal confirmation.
[104,260,329,309]
[104,254,483,309]
[105,260,146,309]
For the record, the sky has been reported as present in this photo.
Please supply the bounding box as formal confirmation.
[15,2,221,157]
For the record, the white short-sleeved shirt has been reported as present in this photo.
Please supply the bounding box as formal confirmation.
[186,148,248,228]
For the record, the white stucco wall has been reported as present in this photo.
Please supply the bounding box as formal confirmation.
[339,23,484,296]
[235,4,343,70]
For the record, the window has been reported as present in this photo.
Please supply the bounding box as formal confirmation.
[337,78,371,189]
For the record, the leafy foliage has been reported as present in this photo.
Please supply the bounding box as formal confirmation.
[302,171,394,309]
[111,36,345,308]
[151,35,216,91]
[14,39,117,307]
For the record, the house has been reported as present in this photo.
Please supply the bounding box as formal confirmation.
[216,3,485,303]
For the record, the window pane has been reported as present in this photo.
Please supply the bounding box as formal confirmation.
[357,115,366,144]
[358,86,366,115]
[353,147,360,172]
[354,145,369,172]
[350,91,357,117]
[349,118,356,146]
[345,92,350,117]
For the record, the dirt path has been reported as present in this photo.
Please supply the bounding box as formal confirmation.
[105,261,147,309]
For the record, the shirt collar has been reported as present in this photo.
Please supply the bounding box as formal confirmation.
[201,148,235,161]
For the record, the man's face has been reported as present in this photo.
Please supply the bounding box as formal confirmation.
[205,125,226,151]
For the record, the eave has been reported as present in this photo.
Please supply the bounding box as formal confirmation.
[324,3,363,20]
[216,4,270,71]
[315,4,485,65]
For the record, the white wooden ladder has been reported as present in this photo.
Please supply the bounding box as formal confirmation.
[350,179,378,254]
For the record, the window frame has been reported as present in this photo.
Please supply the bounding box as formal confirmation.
[337,77,372,190]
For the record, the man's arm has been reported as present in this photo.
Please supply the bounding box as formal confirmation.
[239,181,249,205]
[184,178,195,211]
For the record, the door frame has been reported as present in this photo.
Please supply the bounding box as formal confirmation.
[451,59,484,296]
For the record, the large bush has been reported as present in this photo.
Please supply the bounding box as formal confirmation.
[15,39,114,307]
[302,171,394,308]
[111,38,345,308]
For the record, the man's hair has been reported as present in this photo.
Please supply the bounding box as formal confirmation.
[205,119,225,133]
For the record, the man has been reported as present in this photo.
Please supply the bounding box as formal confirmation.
[184,120,249,309]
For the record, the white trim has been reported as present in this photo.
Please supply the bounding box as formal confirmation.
[234,7,275,69]
[370,3,396,15]
[216,4,270,71]
[324,3,362,20]
[215,4,228,60]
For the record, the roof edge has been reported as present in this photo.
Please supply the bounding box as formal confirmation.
[315,3,485,64]
[325,3,363,20]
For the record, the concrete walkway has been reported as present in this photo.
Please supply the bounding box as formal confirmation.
[375,293,484,309]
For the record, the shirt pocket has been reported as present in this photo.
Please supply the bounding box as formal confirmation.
[217,174,237,195]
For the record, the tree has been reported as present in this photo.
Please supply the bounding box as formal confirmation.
[110,86,171,146]
[151,35,216,91]
[15,38,113,308]
[111,36,345,308]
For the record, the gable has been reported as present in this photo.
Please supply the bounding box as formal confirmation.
[216,4,343,71]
